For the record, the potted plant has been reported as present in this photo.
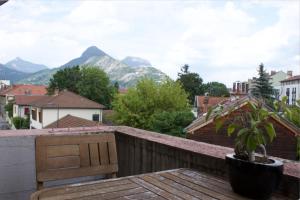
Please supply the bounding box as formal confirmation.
[206,100,283,199]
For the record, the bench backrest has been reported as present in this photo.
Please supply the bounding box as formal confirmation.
[35,133,118,189]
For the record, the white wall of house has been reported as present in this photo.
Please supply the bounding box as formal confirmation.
[13,104,30,118]
[30,107,102,129]
[279,79,300,105]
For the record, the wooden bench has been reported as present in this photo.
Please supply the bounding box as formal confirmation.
[35,133,118,189]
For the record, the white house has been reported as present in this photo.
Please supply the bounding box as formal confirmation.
[29,90,105,129]
[279,75,300,105]
[13,95,45,118]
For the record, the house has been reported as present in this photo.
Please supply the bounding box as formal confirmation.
[0,84,47,116]
[13,95,45,118]
[193,95,228,117]
[44,114,100,129]
[279,75,300,105]
[270,70,292,99]
[186,96,300,160]
[29,90,105,129]
[0,80,10,90]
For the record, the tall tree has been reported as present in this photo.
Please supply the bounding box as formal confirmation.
[112,78,192,135]
[203,82,230,97]
[77,67,115,108]
[47,66,81,94]
[177,64,204,104]
[251,63,274,100]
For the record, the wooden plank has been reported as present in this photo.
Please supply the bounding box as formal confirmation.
[99,142,109,165]
[47,145,79,157]
[170,171,249,200]
[89,143,100,166]
[131,177,181,200]
[114,191,158,200]
[46,156,80,170]
[108,141,118,164]
[39,179,132,199]
[79,143,90,167]
[142,175,198,200]
[73,187,146,200]
[41,183,139,200]
[38,164,118,181]
[158,173,230,200]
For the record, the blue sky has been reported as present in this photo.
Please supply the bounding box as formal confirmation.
[0,0,299,86]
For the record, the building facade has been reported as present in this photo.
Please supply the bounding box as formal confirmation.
[280,75,300,105]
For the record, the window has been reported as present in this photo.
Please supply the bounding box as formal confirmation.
[24,107,29,115]
[32,109,37,120]
[286,88,290,105]
[92,114,100,122]
[39,111,43,123]
[292,88,296,105]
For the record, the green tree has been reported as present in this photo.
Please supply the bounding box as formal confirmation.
[203,82,229,97]
[5,102,13,118]
[77,67,115,108]
[150,111,194,137]
[177,64,204,104]
[112,78,191,132]
[12,116,29,129]
[47,66,81,94]
[251,63,274,100]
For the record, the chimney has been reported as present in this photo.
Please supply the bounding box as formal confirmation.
[237,82,240,93]
[270,71,276,76]
[233,82,236,92]
[287,71,293,78]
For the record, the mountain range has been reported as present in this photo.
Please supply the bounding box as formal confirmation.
[0,46,167,87]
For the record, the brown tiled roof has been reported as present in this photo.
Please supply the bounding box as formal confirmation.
[0,84,47,96]
[29,90,105,109]
[14,95,46,106]
[280,75,300,82]
[196,96,228,113]
[44,115,100,129]
[186,96,300,136]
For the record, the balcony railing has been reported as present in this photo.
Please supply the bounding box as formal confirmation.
[0,126,299,200]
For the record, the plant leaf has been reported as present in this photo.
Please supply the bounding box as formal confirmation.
[215,117,224,133]
[264,122,276,142]
[227,124,236,136]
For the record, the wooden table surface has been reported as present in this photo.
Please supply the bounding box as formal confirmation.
[31,168,289,200]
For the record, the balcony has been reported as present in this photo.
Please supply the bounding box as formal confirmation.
[0,126,299,200]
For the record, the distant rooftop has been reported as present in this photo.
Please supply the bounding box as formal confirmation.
[0,84,47,96]
[29,90,105,109]
[280,75,300,82]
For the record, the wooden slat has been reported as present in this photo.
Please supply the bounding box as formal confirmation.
[108,142,118,164]
[142,175,197,199]
[131,177,181,200]
[89,143,100,166]
[99,142,109,165]
[79,143,90,167]
[42,183,139,200]
[36,142,47,173]
[39,179,132,199]
[38,164,118,181]
[47,145,79,157]
[46,156,80,170]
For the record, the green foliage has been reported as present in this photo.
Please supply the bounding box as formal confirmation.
[112,78,191,132]
[202,82,230,97]
[47,66,115,108]
[150,111,195,137]
[5,103,13,118]
[207,101,277,162]
[251,63,274,100]
[297,136,300,161]
[47,66,81,94]
[12,116,29,129]
[274,98,300,128]
[177,64,204,104]
[77,67,115,108]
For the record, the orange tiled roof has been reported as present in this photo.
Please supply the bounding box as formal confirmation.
[44,115,101,129]
[29,90,105,109]
[0,85,47,96]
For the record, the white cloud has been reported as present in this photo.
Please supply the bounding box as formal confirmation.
[0,0,299,86]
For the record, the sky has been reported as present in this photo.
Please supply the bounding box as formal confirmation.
[0,0,299,87]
